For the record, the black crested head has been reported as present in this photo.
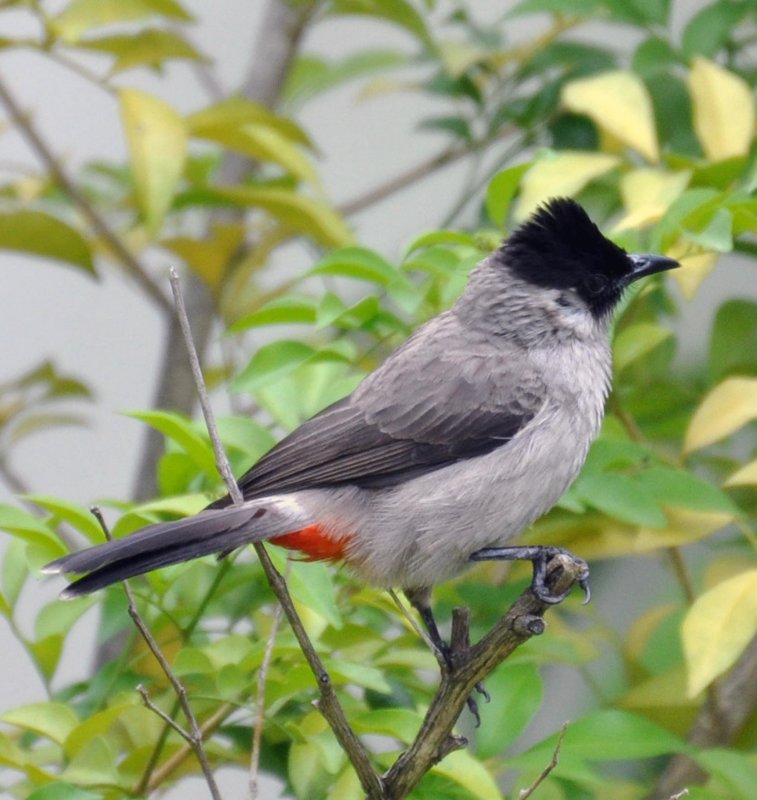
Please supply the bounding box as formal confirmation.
[501,197,637,318]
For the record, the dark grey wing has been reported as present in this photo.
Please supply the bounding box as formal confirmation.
[216,314,545,503]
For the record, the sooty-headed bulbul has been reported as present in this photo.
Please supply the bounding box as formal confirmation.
[44,198,678,678]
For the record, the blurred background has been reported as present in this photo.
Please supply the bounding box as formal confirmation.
[1,1,755,798]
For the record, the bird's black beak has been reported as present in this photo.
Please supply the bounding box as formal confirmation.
[626,253,680,284]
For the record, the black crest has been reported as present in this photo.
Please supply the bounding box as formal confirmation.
[501,197,632,317]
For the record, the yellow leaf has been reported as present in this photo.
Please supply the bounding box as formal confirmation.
[633,508,732,552]
[120,88,187,235]
[688,57,756,161]
[620,665,696,710]
[666,239,719,300]
[682,569,757,697]
[562,70,659,163]
[515,151,620,221]
[724,459,757,487]
[616,168,691,230]
[684,377,757,452]
[161,223,245,292]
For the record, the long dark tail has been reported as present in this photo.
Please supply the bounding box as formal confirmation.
[43,499,306,598]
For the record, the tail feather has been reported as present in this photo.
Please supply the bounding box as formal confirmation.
[43,498,309,598]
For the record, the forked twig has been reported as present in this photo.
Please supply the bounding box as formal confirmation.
[518,722,569,799]
[90,507,221,800]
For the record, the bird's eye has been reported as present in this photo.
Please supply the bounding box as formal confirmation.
[555,292,574,308]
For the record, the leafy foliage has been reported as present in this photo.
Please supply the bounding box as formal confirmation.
[1,0,755,798]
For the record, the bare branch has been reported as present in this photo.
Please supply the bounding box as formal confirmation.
[382,554,586,799]
[0,76,171,314]
[518,722,569,799]
[168,269,385,798]
[249,571,287,800]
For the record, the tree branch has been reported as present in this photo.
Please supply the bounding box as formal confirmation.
[649,635,757,800]
[0,75,171,314]
[133,0,315,501]
[382,554,586,799]
[169,268,385,799]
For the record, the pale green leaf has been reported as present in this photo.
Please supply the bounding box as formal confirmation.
[27,783,101,800]
[186,96,310,146]
[126,410,217,479]
[310,247,408,288]
[562,70,659,162]
[23,496,104,543]
[60,737,120,786]
[330,0,432,47]
[0,504,62,550]
[486,162,532,228]
[683,570,757,696]
[54,0,192,41]
[617,168,691,229]
[120,88,187,233]
[724,459,757,487]
[688,57,756,161]
[215,186,353,247]
[613,322,671,372]
[2,702,79,745]
[684,377,757,452]
[0,211,93,274]
[515,151,620,220]
[431,749,501,800]
[79,28,203,73]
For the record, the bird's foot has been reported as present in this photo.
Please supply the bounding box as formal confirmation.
[469,545,591,605]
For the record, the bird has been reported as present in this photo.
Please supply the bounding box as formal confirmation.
[44,197,678,671]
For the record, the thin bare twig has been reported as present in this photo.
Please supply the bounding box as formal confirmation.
[518,722,569,799]
[0,76,171,314]
[137,684,194,744]
[90,507,222,800]
[249,571,287,800]
[338,133,509,218]
[168,269,385,799]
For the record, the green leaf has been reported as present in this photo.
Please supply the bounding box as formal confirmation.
[681,1,746,60]
[476,662,543,758]
[0,504,63,551]
[61,736,120,786]
[285,50,407,107]
[486,162,532,228]
[431,749,501,800]
[2,702,79,745]
[310,247,408,288]
[23,496,104,543]
[215,186,353,247]
[0,211,94,274]
[684,377,757,452]
[0,591,10,618]
[35,596,94,641]
[287,561,342,630]
[684,206,733,252]
[27,783,101,800]
[232,340,314,393]
[78,28,203,73]
[186,97,310,146]
[634,466,739,515]
[194,123,317,183]
[351,708,423,743]
[632,36,678,77]
[709,299,757,380]
[54,0,192,41]
[575,473,667,527]
[126,410,217,480]
[30,634,64,680]
[329,0,433,47]
[119,88,187,234]
[404,230,480,255]
[228,296,318,333]
[517,710,685,766]
[613,322,671,372]
[694,748,757,800]
[215,415,276,460]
